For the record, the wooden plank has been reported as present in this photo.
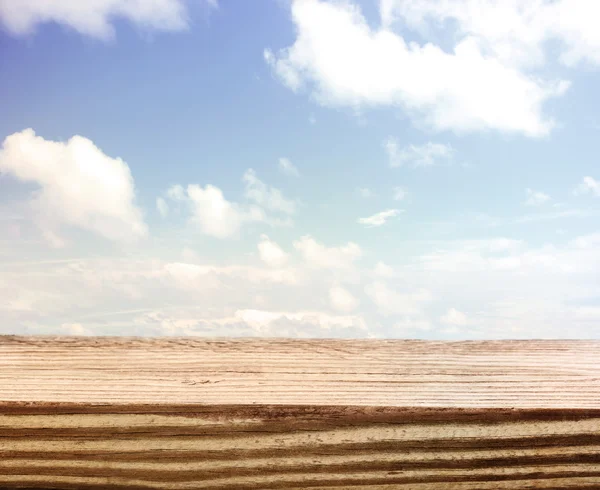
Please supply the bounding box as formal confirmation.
[0,336,599,489]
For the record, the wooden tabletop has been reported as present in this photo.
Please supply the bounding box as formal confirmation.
[1,336,599,489]
[1,336,599,408]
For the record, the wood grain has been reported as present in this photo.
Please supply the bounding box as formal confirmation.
[0,336,599,489]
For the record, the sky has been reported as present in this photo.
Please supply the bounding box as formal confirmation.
[1,0,600,339]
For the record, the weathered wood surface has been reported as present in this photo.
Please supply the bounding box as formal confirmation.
[0,336,599,489]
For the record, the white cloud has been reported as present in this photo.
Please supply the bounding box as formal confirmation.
[382,0,600,69]
[374,261,394,278]
[227,309,367,336]
[401,233,600,338]
[0,249,374,338]
[357,187,373,198]
[156,197,169,217]
[365,281,432,316]
[265,0,568,136]
[243,168,296,214]
[186,184,245,238]
[60,322,90,336]
[162,170,295,239]
[385,139,453,168]
[525,188,551,206]
[0,0,217,40]
[178,254,296,284]
[278,157,300,177]
[3,226,600,339]
[155,309,369,338]
[0,128,147,246]
[415,237,597,276]
[570,232,600,250]
[166,184,186,201]
[393,186,407,201]
[358,209,401,227]
[294,235,362,269]
[165,261,300,287]
[575,176,600,197]
[486,238,524,253]
[329,285,358,312]
[258,234,289,267]
[440,308,469,326]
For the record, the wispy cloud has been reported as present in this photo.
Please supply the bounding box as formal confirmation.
[393,187,408,201]
[358,209,402,227]
[278,157,300,177]
[384,139,453,168]
[243,169,296,214]
[156,197,169,217]
[357,188,374,198]
[514,209,599,224]
[525,188,550,206]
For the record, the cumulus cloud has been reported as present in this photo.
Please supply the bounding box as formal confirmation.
[265,0,568,136]
[385,139,453,168]
[243,168,296,214]
[162,170,295,238]
[575,176,600,197]
[329,285,358,312]
[258,234,289,267]
[525,188,551,206]
[294,235,362,269]
[161,183,256,238]
[0,129,147,246]
[0,0,217,40]
[358,209,401,227]
[278,157,300,177]
[186,184,247,238]
[382,0,600,68]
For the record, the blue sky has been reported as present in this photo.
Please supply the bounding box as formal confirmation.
[1,0,600,338]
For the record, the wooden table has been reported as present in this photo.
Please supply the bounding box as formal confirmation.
[1,336,599,489]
